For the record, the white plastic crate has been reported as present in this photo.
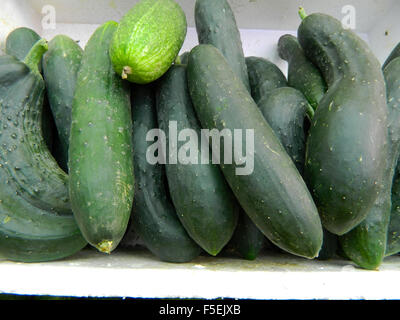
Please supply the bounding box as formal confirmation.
[0,0,400,299]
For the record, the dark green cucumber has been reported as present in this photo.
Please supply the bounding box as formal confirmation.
[340,56,400,268]
[387,161,400,256]
[258,86,337,260]
[299,12,389,235]
[383,42,400,70]
[69,21,134,254]
[5,27,41,67]
[195,0,250,92]
[156,64,239,256]
[129,83,201,262]
[187,44,323,259]
[0,39,70,215]
[257,87,311,174]
[339,55,400,267]
[245,56,287,104]
[5,27,54,151]
[42,35,83,173]
[227,211,265,260]
[228,57,287,261]
[278,34,326,110]
[0,40,86,262]
[384,57,400,257]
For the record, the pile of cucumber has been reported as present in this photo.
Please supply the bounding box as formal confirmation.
[0,0,400,271]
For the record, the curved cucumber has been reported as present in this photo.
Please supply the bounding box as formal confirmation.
[340,56,400,268]
[156,64,239,256]
[187,44,323,259]
[42,35,83,173]
[245,56,287,104]
[195,0,250,92]
[5,28,54,152]
[0,40,70,215]
[0,40,86,262]
[69,21,134,254]
[129,83,201,262]
[278,34,326,110]
[109,0,187,84]
[299,12,389,235]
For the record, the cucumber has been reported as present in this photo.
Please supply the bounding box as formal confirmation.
[258,86,337,260]
[278,34,327,110]
[0,40,86,262]
[387,162,400,256]
[383,42,400,70]
[156,64,239,256]
[195,0,250,92]
[187,44,323,259]
[229,57,287,261]
[227,211,265,260]
[129,83,201,262]
[299,12,389,235]
[245,56,287,104]
[0,39,70,214]
[42,35,83,173]
[109,0,187,84]
[340,58,400,269]
[5,28,55,151]
[384,57,400,257]
[69,21,134,254]
[5,27,42,67]
[257,87,311,174]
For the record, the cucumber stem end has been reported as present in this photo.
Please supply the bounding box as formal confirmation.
[121,66,132,80]
[96,240,113,254]
[299,7,307,20]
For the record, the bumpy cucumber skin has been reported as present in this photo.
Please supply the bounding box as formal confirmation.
[129,83,201,262]
[340,57,400,269]
[195,0,250,92]
[5,27,55,152]
[0,45,70,215]
[245,56,287,104]
[110,0,187,84]
[258,87,310,175]
[384,57,400,257]
[299,14,389,235]
[187,45,323,259]
[383,42,400,70]
[278,34,326,110]
[156,64,239,256]
[69,21,134,254]
[43,35,83,173]
[0,43,86,262]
